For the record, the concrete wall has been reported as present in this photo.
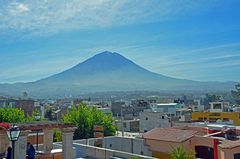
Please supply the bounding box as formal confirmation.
[193,136,213,148]
[75,136,152,157]
[116,120,139,132]
[140,111,171,132]
[129,120,140,132]
[145,138,194,153]
[28,133,44,145]
[72,142,156,159]
[219,146,240,159]
[0,131,10,155]
[104,137,151,156]
[150,104,177,116]
[145,138,195,159]
[111,102,125,116]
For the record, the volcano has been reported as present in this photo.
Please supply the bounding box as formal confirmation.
[0,51,235,97]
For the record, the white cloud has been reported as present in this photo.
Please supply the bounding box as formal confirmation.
[16,3,29,12]
[0,0,215,36]
[8,2,29,14]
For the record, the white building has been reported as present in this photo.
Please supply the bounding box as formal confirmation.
[97,107,112,114]
[150,103,184,116]
[139,110,171,133]
[191,99,204,112]
[209,102,230,112]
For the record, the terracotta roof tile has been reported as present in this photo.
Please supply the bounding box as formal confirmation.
[142,128,197,142]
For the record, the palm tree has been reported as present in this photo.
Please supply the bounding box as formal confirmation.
[170,146,195,159]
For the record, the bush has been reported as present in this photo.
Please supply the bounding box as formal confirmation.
[53,130,62,142]
[170,146,195,159]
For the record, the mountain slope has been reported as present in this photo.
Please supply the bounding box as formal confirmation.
[0,51,236,97]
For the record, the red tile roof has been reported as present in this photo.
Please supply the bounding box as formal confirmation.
[142,128,197,142]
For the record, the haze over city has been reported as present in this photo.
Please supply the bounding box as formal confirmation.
[0,0,240,83]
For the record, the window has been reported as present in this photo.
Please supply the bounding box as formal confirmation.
[109,144,112,148]
[234,153,240,159]
[209,118,219,121]
[223,118,229,121]
[162,116,165,119]
[213,103,222,109]
[146,117,148,120]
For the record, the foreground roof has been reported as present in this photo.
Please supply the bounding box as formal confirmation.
[220,140,240,149]
[142,128,197,142]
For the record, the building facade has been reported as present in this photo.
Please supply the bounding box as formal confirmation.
[142,127,240,159]
[139,110,171,133]
[192,112,240,125]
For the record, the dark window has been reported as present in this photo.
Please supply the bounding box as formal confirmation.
[213,103,222,109]
[162,116,164,119]
[109,144,112,148]
[146,117,148,120]
[195,146,213,159]
[144,130,147,132]
[234,153,240,159]
[141,152,143,155]
[223,118,229,121]
[209,118,219,121]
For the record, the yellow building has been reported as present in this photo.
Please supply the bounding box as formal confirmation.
[192,112,240,125]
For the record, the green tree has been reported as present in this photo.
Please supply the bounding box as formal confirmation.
[26,109,44,122]
[53,129,62,142]
[63,103,117,139]
[170,146,195,159]
[0,108,25,123]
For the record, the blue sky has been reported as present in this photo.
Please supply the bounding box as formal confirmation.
[0,0,240,83]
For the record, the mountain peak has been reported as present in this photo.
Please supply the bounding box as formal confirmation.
[54,51,138,77]
[92,51,124,59]
[98,51,114,55]
[83,51,132,66]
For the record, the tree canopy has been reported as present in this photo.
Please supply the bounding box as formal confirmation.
[0,108,43,123]
[0,108,25,123]
[63,103,117,139]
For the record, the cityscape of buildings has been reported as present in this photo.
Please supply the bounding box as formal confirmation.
[0,84,240,159]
